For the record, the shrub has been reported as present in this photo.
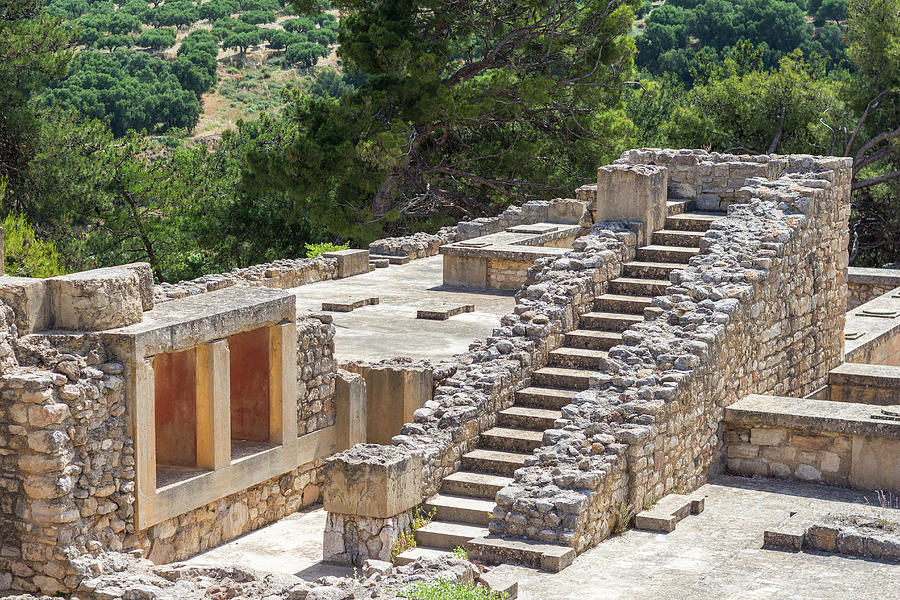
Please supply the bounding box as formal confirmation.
[401,580,508,600]
[304,241,349,257]
[2,213,66,278]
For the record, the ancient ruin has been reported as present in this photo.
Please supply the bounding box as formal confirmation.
[2,148,900,598]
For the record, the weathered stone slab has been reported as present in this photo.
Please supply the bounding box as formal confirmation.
[507,224,559,234]
[369,253,411,265]
[323,445,422,519]
[417,303,475,320]
[467,536,575,572]
[633,493,704,533]
[763,511,813,551]
[323,249,370,278]
[321,297,379,312]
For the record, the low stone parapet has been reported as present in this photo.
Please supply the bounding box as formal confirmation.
[847,266,900,311]
[725,394,900,493]
[827,363,900,405]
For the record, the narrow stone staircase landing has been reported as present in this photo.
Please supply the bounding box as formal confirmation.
[396,200,725,569]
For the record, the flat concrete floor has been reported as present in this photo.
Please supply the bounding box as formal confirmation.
[184,506,353,580]
[186,476,898,596]
[494,475,900,599]
[288,256,516,363]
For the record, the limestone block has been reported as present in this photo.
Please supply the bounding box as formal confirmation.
[343,363,432,445]
[49,266,145,331]
[0,275,51,333]
[121,262,154,311]
[323,249,369,279]
[546,199,587,224]
[595,164,667,246]
[335,370,366,451]
[323,445,422,519]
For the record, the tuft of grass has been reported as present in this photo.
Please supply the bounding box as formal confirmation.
[612,502,634,535]
[401,579,508,600]
[450,546,468,560]
[390,507,436,564]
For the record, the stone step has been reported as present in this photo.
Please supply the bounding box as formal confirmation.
[480,427,544,453]
[394,546,448,566]
[424,494,497,527]
[633,493,705,533]
[415,521,489,550]
[441,471,513,499]
[635,244,700,264]
[623,261,682,280]
[608,277,670,297]
[368,258,390,268]
[532,366,598,390]
[595,293,654,315]
[498,406,561,430]
[651,229,706,248]
[514,386,579,410]
[468,536,576,572]
[666,199,694,216]
[549,346,610,369]
[579,311,643,332]
[664,212,723,232]
[369,253,411,265]
[564,329,624,351]
[462,448,529,476]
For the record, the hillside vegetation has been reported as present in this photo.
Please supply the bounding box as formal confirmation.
[0,0,897,281]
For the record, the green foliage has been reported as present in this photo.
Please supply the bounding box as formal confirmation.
[253,0,640,245]
[282,16,315,32]
[200,0,239,21]
[149,0,198,27]
[307,67,356,98]
[401,580,508,600]
[663,52,845,155]
[0,0,75,205]
[284,40,328,68]
[2,212,65,278]
[41,50,202,136]
[239,9,277,23]
[636,0,841,84]
[136,27,177,51]
[450,547,468,560]
[304,241,348,257]
[97,33,133,50]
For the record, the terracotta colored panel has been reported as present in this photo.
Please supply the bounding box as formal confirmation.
[229,328,270,442]
[153,349,197,467]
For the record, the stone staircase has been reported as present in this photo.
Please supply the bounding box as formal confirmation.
[396,201,724,567]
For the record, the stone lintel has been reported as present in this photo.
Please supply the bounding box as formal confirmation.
[102,286,295,359]
[323,445,422,519]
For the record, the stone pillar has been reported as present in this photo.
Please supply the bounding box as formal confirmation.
[335,370,366,450]
[343,363,432,445]
[322,446,422,565]
[595,164,668,246]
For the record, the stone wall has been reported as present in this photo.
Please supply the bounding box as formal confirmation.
[486,258,532,290]
[154,256,338,304]
[725,424,851,486]
[369,199,591,260]
[0,311,338,595]
[490,151,851,551]
[846,267,900,311]
[297,315,336,435]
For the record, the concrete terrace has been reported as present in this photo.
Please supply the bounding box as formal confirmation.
[289,255,517,363]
